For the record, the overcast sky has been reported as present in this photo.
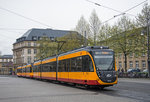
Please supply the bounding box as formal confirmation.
[0,0,149,55]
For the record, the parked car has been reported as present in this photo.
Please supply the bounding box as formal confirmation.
[127,68,140,73]
[142,69,148,73]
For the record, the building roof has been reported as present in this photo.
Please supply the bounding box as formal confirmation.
[15,28,76,43]
[0,55,13,59]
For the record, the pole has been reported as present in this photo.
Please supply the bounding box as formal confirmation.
[94,32,96,46]
[146,3,150,78]
[147,19,150,78]
[84,31,87,46]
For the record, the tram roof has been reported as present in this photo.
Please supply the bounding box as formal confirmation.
[59,46,113,57]
[33,46,113,64]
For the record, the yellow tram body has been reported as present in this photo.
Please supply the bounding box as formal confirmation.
[17,46,118,87]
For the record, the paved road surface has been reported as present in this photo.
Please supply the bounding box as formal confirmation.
[0,76,150,102]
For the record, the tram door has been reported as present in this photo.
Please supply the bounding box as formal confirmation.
[66,59,70,81]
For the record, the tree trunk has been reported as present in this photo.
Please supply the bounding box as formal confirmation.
[124,53,127,72]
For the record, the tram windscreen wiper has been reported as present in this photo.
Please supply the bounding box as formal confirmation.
[107,62,113,71]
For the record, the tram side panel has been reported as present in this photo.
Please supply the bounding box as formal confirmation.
[33,65,41,79]
[57,51,98,85]
[41,61,57,80]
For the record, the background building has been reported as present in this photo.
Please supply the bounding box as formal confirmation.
[0,55,13,75]
[13,28,77,69]
[116,53,147,71]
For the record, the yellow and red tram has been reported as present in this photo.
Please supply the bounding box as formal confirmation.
[16,46,118,88]
[16,66,22,77]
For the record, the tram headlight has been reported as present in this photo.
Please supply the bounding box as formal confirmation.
[97,72,101,78]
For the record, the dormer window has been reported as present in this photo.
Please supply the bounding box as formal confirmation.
[50,37,55,41]
[38,36,42,40]
[32,36,37,40]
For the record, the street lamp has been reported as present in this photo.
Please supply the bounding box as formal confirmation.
[146,4,150,78]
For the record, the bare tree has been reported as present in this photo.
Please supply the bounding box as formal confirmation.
[98,23,112,46]
[89,9,101,46]
[136,3,150,27]
[75,16,90,45]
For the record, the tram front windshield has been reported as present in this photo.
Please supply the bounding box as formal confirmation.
[94,54,114,71]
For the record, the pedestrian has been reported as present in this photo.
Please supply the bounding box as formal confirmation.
[121,68,124,73]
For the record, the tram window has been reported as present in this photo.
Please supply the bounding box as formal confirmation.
[26,67,28,72]
[71,58,76,72]
[50,62,55,72]
[33,65,38,72]
[17,69,20,73]
[52,62,56,72]
[22,68,25,73]
[26,67,30,72]
[25,68,27,72]
[60,60,63,72]
[38,65,41,72]
[66,59,70,72]
[58,60,65,72]
[33,66,35,72]
[42,63,46,72]
[30,67,32,72]
[36,66,38,72]
[62,60,67,72]
[34,66,36,72]
[58,61,62,72]
[64,60,67,72]
[89,61,94,72]
[76,57,82,72]
[82,55,94,72]
[49,63,52,72]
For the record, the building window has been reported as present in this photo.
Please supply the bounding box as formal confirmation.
[142,52,146,57]
[28,42,31,46]
[129,53,133,58]
[134,53,138,58]
[34,42,36,46]
[28,49,31,54]
[50,37,55,41]
[22,57,24,63]
[27,56,31,64]
[142,60,146,68]
[32,36,37,40]
[129,61,133,68]
[135,61,139,68]
[38,37,42,40]
[34,49,37,54]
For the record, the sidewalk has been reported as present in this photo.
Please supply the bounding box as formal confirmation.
[118,78,150,84]
[0,75,17,77]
